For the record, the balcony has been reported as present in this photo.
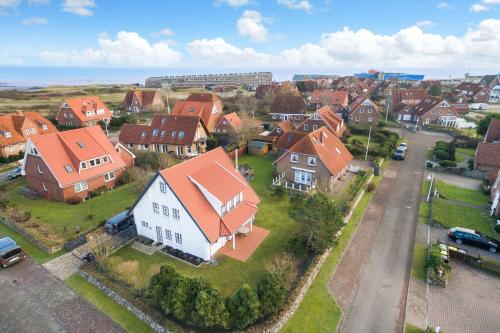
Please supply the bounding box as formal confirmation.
[272,172,315,193]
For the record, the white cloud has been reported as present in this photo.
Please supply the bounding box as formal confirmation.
[39,31,181,67]
[0,0,21,13]
[215,0,252,7]
[237,10,269,42]
[482,0,500,4]
[21,16,48,25]
[436,2,453,9]
[62,0,95,17]
[416,20,436,28]
[470,3,488,12]
[158,28,174,37]
[277,0,313,12]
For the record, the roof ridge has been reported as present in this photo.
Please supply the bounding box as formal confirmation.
[214,161,248,187]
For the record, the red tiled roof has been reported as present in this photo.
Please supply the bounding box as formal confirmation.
[28,126,126,187]
[476,142,500,170]
[485,119,500,143]
[0,111,57,147]
[123,90,161,108]
[349,95,379,115]
[310,90,349,106]
[297,106,346,137]
[269,120,295,138]
[215,112,243,133]
[276,130,308,150]
[270,95,307,115]
[172,93,223,132]
[158,148,260,243]
[60,96,112,123]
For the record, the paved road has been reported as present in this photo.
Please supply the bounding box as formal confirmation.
[331,130,444,333]
[0,258,123,333]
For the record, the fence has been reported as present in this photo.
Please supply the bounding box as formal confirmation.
[272,172,314,193]
[441,241,500,276]
[426,164,486,180]
[226,145,248,161]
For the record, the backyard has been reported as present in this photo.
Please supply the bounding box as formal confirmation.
[0,179,138,247]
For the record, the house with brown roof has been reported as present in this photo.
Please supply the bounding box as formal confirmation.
[268,120,295,138]
[480,75,500,102]
[413,97,458,126]
[276,130,308,154]
[391,89,428,107]
[454,82,490,103]
[475,119,500,183]
[274,127,352,192]
[449,92,470,115]
[310,90,349,108]
[0,111,57,158]
[269,95,307,122]
[130,147,261,262]
[342,95,381,125]
[171,93,224,132]
[21,126,134,202]
[394,103,416,122]
[123,89,165,113]
[118,114,209,157]
[296,106,346,137]
[213,112,243,135]
[56,96,112,127]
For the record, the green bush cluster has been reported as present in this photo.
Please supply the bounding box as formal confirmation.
[0,152,24,164]
[433,141,455,161]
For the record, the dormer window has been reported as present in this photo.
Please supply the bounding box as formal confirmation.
[308,157,317,166]
[290,153,298,163]
[152,129,159,136]
[161,117,167,124]
[276,128,282,133]
[141,131,147,137]
[160,131,166,137]
[304,124,309,131]
[172,131,177,138]
[31,147,38,155]
[103,156,109,163]
[4,131,11,138]
[25,129,30,135]
[30,128,36,134]
[80,161,87,170]
[42,124,48,130]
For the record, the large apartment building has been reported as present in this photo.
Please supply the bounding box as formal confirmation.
[145,72,272,89]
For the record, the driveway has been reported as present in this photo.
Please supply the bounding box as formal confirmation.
[0,258,123,333]
[424,171,483,191]
[330,129,444,333]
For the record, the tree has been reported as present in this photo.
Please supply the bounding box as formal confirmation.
[161,275,191,321]
[265,252,298,291]
[257,273,287,318]
[235,113,260,147]
[88,233,116,272]
[429,85,442,96]
[477,113,500,136]
[148,265,179,306]
[228,284,260,329]
[192,286,229,329]
[289,192,344,254]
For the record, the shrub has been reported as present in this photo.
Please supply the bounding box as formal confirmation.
[467,159,474,171]
[494,223,500,233]
[439,160,457,167]
[366,182,375,193]
[66,196,82,205]
[434,150,449,160]
[257,273,287,318]
[346,144,365,156]
[228,284,260,329]
[273,185,286,200]
[265,252,299,291]
[117,167,142,184]
[373,132,387,143]
[88,186,107,198]
[287,236,308,258]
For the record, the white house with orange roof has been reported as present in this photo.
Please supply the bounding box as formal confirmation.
[130,147,261,261]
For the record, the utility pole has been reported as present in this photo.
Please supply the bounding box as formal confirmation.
[365,126,372,160]
[166,87,171,114]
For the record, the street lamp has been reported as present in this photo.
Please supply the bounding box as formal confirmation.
[365,126,372,160]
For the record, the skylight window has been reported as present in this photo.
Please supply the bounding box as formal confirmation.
[172,131,177,138]
[178,131,184,138]
[152,129,159,136]
[77,141,85,148]
[141,131,147,137]
[65,165,73,173]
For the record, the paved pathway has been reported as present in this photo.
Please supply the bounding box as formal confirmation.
[42,252,83,280]
[330,130,443,333]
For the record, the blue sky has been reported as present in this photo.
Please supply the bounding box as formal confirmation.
[1,0,499,76]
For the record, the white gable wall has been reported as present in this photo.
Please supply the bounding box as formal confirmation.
[188,177,223,216]
[132,174,212,261]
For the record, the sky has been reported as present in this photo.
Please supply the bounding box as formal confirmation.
[1,0,500,77]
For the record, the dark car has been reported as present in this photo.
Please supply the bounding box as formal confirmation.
[7,167,22,180]
[393,148,406,160]
[105,211,134,235]
[448,227,499,253]
[0,237,26,267]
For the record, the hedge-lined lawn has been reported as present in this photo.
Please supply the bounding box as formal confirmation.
[282,174,382,333]
[65,274,153,333]
[107,155,302,297]
[2,180,137,247]
[405,323,425,333]
[411,244,427,281]
[0,221,64,263]
[436,180,489,206]
[456,147,476,158]
[432,199,497,238]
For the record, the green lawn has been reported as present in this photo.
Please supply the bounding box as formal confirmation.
[432,198,498,238]
[282,174,382,333]
[418,202,431,225]
[436,180,489,206]
[65,274,153,333]
[405,323,425,333]
[107,155,301,297]
[3,180,137,247]
[0,221,64,263]
[456,147,476,158]
[411,244,427,281]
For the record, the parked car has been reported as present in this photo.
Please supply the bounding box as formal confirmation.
[393,148,406,160]
[448,227,499,253]
[7,167,22,180]
[104,210,134,235]
[0,237,26,267]
[398,142,408,152]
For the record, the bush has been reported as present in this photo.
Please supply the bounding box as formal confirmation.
[366,182,375,193]
[434,149,449,160]
[273,185,286,200]
[373,132,387,143]
[265,252,299,291]
[134,151,170,170]
[257,273,287,318]
[439,160,457,167]
[494,223,500,233]
[346,144,365,156]
[228,284,260,329]
[467,159,474,171]
[117,167,143,185]
[88,186,107,198]
[66,196,82,205]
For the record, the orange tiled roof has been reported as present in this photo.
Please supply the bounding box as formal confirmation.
[310,90,349,106]
[172,94,223,131]
[158,147,260,243]
[215,112,243,132]
[0,111,57,147]
[123,90,161,108]
[297,106,346,137]
[60,96,112,123]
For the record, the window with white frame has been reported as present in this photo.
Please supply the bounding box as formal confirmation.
[42,182,47,191]
[221,203,227,215]
[162,205,169,216]
[313,125,318,130]
[9,145,15,152]
[25,129,30,135]
[227,198,234,210]
[31,147,38,155]
[153,202,159,213]
[104,171,115,182]
[30,128,36,134]
[160,182,167,193]
[276,128,282,133]
[290,153,298,163]
[175,232,182,244]
[234,193,240,205]
[304,124,309,131]
[368,117,373,122]
[103,156,109,163]
[165,229,172,240]
[173,208,180,220]
[141,221,150,229]
[80,161,87,170]
[308,156,317,166]
[74,180,88,193]
[42,124,48,130]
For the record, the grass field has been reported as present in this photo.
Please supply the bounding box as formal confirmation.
[436,180,489,206]
[2,180,137,247]
[106,155,302,297]
[405,323,425,333]
[282,173,382,333]
[65,274,153,333]
[411,244,427,281]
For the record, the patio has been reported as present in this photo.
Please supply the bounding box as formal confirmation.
[218,226,270,262]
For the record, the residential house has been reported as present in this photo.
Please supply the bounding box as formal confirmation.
[130,147,260,261]
[454,82,490,103]
[268,120,295,138]
[214,112,243,135]
[479,75,500,102]
[21,126,134,202]
[171,93,224,132]
[0,111,57,158]
[449,92,470,115]
[475,119,500,185]
[413,97,458,126]
[394,103,416,122]
[342,95,381,125]
[270,95,307,121]
[119,114,209,157]
[389,89,428,111]
[310,90,349,108]
[490,170,500,217]
[56,96,112,127]
[276,130,308,154]
[274,127,352,192]
[123,89,165,113]
[296,106,346,137]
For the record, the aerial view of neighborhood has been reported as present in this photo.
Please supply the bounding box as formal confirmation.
[0,1,499,333]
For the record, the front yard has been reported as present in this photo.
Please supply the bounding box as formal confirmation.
[1,180,137,248]
[105,154,302,297]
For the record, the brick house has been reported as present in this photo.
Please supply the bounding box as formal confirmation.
[269,95,307,122]
[480,75,500,102]
[0,111,57,158]
[171,93,224,132]
[449,92,470,115]
[390,89,428,108]
[343,95,381,125]
[268,120,295,139]
[213,112,243,135]
[274,127,352,192]
[310,90,349,108]
[490,170,500,216]
[394,103,416,122]
[118,114,209,157]
[56,96,112,127]
[21,126,134,202]
[296,106,346,137]
[276,130,308,155]
[123,89,165,113]
[454,82,490,103]
[413,97,458,126]
[475,119,500,183]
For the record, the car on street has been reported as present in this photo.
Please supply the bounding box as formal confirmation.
[7,167,22,180]
[393,148,406,160]
[0,237,26,267]
[104,210,134,235]
[448,227,499,253]
[398,142,408,152]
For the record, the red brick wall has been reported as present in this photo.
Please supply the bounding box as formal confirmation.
[349,107,380,125]
[56,108,83,127]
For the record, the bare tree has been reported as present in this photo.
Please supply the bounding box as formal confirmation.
[88,232,117,272]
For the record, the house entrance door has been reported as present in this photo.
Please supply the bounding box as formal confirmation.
[155,226,163,243]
